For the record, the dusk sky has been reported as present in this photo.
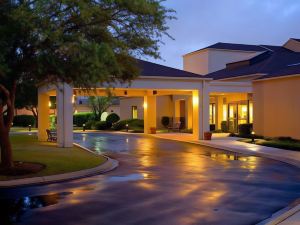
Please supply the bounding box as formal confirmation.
[144,0,300,69]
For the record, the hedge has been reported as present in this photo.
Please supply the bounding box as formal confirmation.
[106,113,120,124]
[94,121,111,130]
[238,123,253,137]
[13,115,36,127]
[112,119,144,131]
[73,113,94,127]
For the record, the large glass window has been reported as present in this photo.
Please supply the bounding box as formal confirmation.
[209,103,216,124]
[132,106,138,119]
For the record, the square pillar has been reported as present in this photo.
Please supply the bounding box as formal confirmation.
[187,96,193,129]
[56,83,73,147]
[38,91,50,141]
[192,81,210,140]
[144,95,156,134]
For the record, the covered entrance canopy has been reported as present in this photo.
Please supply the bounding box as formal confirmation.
[37,60,252,147]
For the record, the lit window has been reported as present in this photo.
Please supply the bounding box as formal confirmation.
[132,106,138,119]
[209,103,216,124]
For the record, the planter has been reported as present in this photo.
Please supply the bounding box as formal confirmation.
[204,132,212,140]
[150,127,156,134]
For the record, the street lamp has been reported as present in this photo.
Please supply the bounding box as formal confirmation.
[28,125,32,131]
[83,124,86,132]
[126,123,129,132]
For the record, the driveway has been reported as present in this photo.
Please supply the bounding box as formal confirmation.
[0,132,300,225]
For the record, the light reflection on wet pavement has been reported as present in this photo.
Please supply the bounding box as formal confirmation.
[0,132,299,225]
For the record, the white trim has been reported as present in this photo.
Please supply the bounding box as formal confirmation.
[138,76,212,81]
[183,47,263,57]
[253,74,300,82]
[216,73,266,81]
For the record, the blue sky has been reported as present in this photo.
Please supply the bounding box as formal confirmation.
[143,0,300,69]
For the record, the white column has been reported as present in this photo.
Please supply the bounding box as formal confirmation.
[187,96,193,129]
[144,95,157,134]
[56,83,73,147]
[192,81,210,140]
[202,80,210,137]
[38,90,49,141]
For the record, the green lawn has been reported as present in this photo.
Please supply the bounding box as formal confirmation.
[0,135,106,180]
[10,127,38,132]
[240,138,300,151]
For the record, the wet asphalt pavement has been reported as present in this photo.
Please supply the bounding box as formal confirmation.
[0,132,299,225]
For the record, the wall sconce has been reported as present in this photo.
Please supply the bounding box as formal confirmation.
[153,90,157,95]
[124,90,128,95]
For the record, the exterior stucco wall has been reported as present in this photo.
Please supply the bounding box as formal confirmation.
[283,39,300,52]
[183,50,209,75]
[119,96,174,129]
[120,97,144,120]
[208,50,259,74]
[183,49,260,75]
[253,76,300,139]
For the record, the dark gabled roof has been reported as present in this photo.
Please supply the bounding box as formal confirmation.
[138,59,204,78]
[206,47,300,80]
[291,38,300,42]
[186,42,280,55]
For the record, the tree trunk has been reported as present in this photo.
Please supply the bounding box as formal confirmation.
[0,82,16,169]
[31,107,38,128]
[0,128,13,169]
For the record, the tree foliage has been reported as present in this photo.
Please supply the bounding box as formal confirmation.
[0,0,174,168]
[88,96,113,121]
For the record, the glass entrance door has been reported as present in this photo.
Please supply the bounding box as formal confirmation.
[228,104,238,133]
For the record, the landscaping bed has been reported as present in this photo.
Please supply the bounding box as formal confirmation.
[0,134,106,181]
[240,137,300,151]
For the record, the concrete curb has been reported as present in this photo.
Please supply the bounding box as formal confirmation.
[0,144,118,188]
[257,203,300,225]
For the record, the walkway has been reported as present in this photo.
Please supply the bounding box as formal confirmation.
[154,133,300,168]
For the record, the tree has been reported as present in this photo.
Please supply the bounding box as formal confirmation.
[15,81,38,127]
[0,0,174,169]
[88,96,113,121]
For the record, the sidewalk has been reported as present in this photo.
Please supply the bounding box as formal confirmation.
[152,133,300,225]
[154,133,300,168]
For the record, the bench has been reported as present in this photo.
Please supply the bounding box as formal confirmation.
[168,122,181,132]
[46,129,57,142]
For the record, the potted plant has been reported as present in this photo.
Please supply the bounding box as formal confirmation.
[204,131,212,140]
[150,127,156,134]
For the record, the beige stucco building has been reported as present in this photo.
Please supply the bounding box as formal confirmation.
[35,38,300,147]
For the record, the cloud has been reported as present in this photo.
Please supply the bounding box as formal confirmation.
[144,0,300,69]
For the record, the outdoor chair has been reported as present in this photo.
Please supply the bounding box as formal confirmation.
[46,129,57,142]
[167,122,181,132]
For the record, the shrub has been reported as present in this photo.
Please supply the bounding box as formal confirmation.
[238,123,253,137]
[221,121,228,132]
[112,119,144,131]
[106,113,120,124]
[49,115,57,129]
[85,120,95,130]
[13,115,36,127]
[94,121,110,130]
[73,113,93,127]
[161,116,170,128]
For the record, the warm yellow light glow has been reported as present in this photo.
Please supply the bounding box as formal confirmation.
[48,101,52,107]
[74,110,78,114]
[249,102,253,123]
[72,95,76,104]
[143,102,147,109]
[222,104,227,120]
[192,95,199,106]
